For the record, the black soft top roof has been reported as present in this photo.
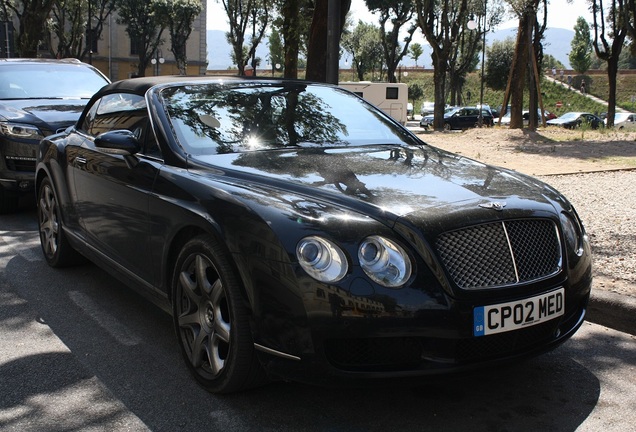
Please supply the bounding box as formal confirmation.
[101,75,314,96]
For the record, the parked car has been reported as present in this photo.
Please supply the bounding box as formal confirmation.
[606,112,636,130]
[420,101,435,116]
[498,109,556,126]
[440,106,494,130]
[0,58,109,213]
[37,76,592,393]
[419,106,457,129]
[546,112,604,129]
[523,109,557,122]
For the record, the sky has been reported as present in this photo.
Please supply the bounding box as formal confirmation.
[207,0,594,33]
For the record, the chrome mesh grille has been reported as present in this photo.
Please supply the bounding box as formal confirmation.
[436,219,561,289]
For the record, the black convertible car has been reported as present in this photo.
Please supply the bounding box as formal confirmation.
[36,76,592,393]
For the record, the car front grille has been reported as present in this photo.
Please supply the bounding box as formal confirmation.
[4,155,37,172]
[436,219,561,289]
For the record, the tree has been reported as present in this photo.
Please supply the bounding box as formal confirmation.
[114,0,166,77]
[409,42,424,66]
[267,28,284,75]
[3,0,56,56]
[341,20,383,81]
[154,0,202,75]
[499,0,548,130]
[569,16,592,74]
[485,37,515,90]
[279,0,302,78]
[542,54,566,70]
[414,0,470,130]
[366,0,416,83]
[46,0,115,61]
[591,0,629,127]
[305,0,351,82]
[408,81,425,109]
[618,43,636,69]
[219,0,270,76]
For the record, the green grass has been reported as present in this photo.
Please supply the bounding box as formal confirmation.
[338,69,636,116]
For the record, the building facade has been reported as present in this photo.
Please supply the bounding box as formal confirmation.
[2,4,208,81]
[90,6,208,81]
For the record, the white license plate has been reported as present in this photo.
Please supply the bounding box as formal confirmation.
[473,288,565,336]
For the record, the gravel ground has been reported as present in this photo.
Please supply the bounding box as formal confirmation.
[539,170,636,297]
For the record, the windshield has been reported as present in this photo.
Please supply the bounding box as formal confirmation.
[0,63,109,99]
[160,82,417,155]
[559,112,580,120]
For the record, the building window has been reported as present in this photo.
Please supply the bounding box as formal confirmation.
[130,37,141,56]
[86,29,98,54]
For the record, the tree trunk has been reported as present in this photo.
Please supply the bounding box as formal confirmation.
[432,56,447,131]
[606,57,619,127]
[508,11,533,129]
[306,0,350,82]
[282,0,300,79]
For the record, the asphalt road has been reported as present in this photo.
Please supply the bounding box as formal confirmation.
[1,200,635,432]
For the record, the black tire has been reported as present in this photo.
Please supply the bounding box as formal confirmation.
[443,123,451,131]
[172,234,267,393]
[0,186,19,214]
[37,177,84,267]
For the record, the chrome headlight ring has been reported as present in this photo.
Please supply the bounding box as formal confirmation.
[297,236,349,283]
[358,235,412,288]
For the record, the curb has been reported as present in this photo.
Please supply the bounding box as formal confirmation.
[587,290,636,336]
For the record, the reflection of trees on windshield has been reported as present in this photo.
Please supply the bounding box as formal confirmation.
[162,83,348,154]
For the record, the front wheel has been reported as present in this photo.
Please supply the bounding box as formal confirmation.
[37,177,84,267]
[172,234,267,393]
[443,123,452,131]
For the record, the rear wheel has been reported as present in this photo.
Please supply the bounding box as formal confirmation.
[37,177,84,267]
[172,234,267,393]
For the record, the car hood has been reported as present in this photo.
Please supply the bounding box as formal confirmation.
[192,144,562,226]
[0,98,87,133]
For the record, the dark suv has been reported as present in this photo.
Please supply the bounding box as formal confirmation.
[442,107,494,130]
[0,58,109,212]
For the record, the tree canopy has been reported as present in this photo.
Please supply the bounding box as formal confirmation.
[569,16,592,74]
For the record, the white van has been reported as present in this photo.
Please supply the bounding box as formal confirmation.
[338,82,409,125]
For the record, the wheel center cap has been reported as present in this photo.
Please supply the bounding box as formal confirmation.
[203,302,215,326]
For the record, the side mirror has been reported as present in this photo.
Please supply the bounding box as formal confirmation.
[94,130,142,169]
[95,130,141,156]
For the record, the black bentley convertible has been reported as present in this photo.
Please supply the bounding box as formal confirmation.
[36,76,592,393]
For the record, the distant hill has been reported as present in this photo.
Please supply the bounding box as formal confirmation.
[206,27,574,71]
[490,27,574,69]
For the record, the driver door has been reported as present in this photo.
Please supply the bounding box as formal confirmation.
[70,92,162,284]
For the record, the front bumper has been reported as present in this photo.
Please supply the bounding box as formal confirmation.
[252,267,592,386]
[0,138,38,193]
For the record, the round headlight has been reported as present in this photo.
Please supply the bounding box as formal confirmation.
[297,236,348,283]
[358,236,412,288]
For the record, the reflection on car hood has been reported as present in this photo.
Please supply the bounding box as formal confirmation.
[0,98,86,129]
[192,144,559,221]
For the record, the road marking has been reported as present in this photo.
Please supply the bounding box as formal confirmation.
[69,291,141,346]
